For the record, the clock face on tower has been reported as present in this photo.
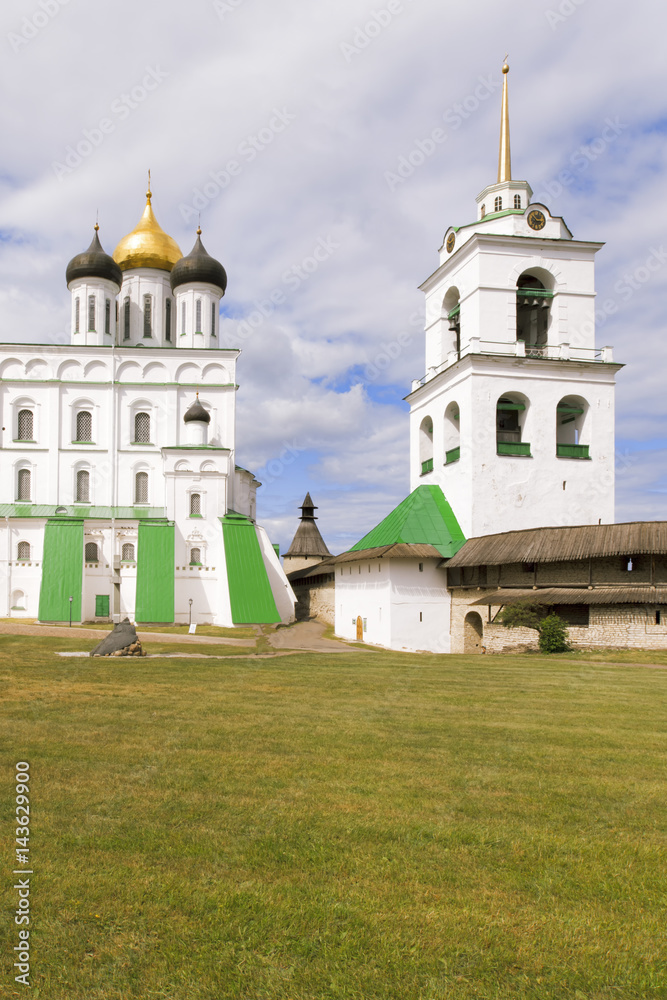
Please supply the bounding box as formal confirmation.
[446,232,456,253]
[527,210,546,231]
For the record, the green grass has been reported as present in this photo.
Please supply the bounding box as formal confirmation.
[1,619,256,639]
[1,638,666,999]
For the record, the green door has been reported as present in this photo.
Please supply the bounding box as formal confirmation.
[95,594,110,618]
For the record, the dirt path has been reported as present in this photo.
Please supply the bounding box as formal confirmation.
[267,621,356,653]
[0,622,255,646]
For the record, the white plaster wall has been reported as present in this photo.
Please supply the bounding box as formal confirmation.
[256,524,296,623]
[69,276,119,346]
[174,282,222,350]
[388,559,451,652]
[1,519,45,618]
[334,559,392,647]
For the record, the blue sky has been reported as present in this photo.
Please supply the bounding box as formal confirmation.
[0,0,666,553]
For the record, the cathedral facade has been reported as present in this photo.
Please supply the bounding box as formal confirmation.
[0,187,295,626]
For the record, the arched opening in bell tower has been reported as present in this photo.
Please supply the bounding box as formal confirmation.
[496,392,530,457]
[516,270,554,355]
[442,287,461,359]
[444,401,460,464]
[419,416,434,475]
[556,395,590,458]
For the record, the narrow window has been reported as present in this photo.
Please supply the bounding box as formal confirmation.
[76,470,90,502]
[210,301,216,337]
[123,297,130,340]
[143,295,152,338]
[76,410,92,442]
[181,301,186,336]
[195,299,202,332]
[121,542,135,561]
[494,196,502,211]
[190,493,201,516]
[17,542,30,560]
[190,547,201,565]
[115,300,119,323]
[134,412,150,443]
[105,299,111,334]
[135,471,148,504]
[514,194,521,209]
[85,542,98,562]
[74,297,80,333]
[165,298,172,342]
[418,563,423,572]
[656,609,661,625]
[480,204,486,218]
[17,469,31,501]
[88,294,96,331]
[17,409,33,441]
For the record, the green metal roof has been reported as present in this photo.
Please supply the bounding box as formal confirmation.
[0,504,166,519]
[349,485,466,559]
[221,514,280,624]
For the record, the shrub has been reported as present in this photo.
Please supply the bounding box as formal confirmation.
[497,602,570,654]
[538,613,570,654]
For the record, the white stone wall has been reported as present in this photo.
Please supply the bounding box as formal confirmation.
[335,557,451,652]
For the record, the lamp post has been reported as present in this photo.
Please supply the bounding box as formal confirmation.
[188,598,193,627]
[68,596,73,628]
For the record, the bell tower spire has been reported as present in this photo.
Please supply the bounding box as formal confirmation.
[497,58,511,183]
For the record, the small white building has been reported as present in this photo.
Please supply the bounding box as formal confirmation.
[0,187,295,626]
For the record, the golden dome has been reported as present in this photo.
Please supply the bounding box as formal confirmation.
[113,190,182,272]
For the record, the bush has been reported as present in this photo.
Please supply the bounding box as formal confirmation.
[538,613,570,654]
[497,602,570,654]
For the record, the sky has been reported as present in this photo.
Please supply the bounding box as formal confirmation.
[0,0,665,555]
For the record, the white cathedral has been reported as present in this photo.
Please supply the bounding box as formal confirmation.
[0,186,295,625]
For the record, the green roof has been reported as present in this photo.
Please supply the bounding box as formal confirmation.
[221,514,280,624]
[349,485,466,559]
[0,505,167,519]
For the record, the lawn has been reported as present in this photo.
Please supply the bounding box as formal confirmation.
[1,636,665,999]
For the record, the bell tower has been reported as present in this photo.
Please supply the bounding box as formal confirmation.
[407,62,623,538]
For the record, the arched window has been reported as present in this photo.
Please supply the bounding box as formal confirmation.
[190,547,201,565]
[514,194,521,209]
[17,469,31,501]
[419,417,434,475]
[494,196,502,212]
[74,297,80,333]
[76,410,92,442]
[135,471,148,504]
[76,470,90,502]
[195,299,202,332]
[17,409,33,441]
[190,493,201,516]
[496,395,531,457]
[17,542,30,560]
[165,298,172,342]
[143,295,152,338]
[516,273,553,354]
[444,401,460,465]
[134,412,150,443]
[443,287,461,359]
[556,396,589,459]
[85,542,98,562]
[123,297,131,340]
[181,301,186,336]
[210,301,216,337]
[121,542,135,561]
[105,299,111,334]
[11,589,26,611]
[88,295,96,332]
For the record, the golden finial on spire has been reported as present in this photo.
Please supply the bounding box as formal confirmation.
[498,57,511,184]
[146,169,152,202]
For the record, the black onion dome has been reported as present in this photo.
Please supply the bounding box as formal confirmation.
[183,398,211,424]
[169,232,227,294]
[66,228,122,288]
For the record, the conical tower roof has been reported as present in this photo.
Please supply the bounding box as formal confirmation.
[285,493,331,558]
[113,186,182,272]
[66,226,122,287]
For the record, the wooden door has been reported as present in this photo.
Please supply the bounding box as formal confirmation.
[356,616,363,641]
